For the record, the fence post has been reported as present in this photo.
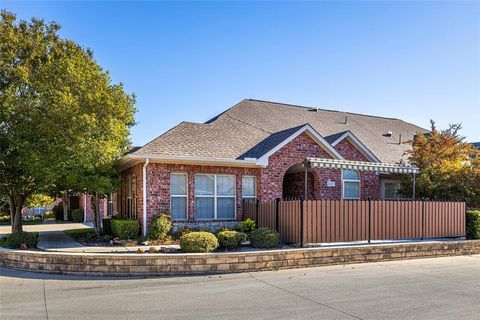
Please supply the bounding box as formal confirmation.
[255,199,259,226]
[300,199,304,247]
[421,199,425,240]
[275,198,280,232]
[368,197,371,244]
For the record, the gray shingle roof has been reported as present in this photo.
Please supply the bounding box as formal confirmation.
[131,99,428,164]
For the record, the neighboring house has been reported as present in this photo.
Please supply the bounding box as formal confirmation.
[117,99,427,234]
[23,194,110,222]
[472,142,480,150]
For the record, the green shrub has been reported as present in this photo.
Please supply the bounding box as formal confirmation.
[71,209,84,223]
[180,231,218,253]
[111,219,140,239]
[1,232,38,249]
[466,211,480,239]
[217,230,247,249]
[22,216,43,225]
[249,227,280,248]
[43,211,55,219]
[236,218,256,234]
[52,204,64,220]
[172,226,193,240]
[148,213,172,241]
[0,215,11,225]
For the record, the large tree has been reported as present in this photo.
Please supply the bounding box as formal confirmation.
[401,121,480,207]
[0,11,135,234]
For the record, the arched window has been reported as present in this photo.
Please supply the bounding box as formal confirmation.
[342,170,360,199]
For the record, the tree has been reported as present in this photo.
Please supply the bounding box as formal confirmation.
[0,11,135,234]
[26,194,54,208]
[400,121,480,207]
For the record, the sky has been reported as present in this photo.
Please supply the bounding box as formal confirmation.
[2,1,479,145]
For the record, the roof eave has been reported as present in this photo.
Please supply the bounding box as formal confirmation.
[118,154,264,171]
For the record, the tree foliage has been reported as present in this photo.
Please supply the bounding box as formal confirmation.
[26,194,55,208]
[401,121,480,207]
[0,11,136,233]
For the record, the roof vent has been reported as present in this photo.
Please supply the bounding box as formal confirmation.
[308,107,319,112]
[383,131,393,137]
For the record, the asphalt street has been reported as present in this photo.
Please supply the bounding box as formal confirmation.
[1,255,479,320]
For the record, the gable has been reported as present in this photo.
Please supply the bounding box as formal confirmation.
[328,131,380,162]
[254,124,344,166]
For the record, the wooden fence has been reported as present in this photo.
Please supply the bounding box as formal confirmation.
[243,199,466,245]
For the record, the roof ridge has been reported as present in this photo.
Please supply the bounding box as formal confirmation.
[246,98,403,121]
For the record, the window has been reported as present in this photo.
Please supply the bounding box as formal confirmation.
[126,176,132,219]
[242,176,256,201]
[342,170,360,199]
[383,181,400,199]
[195,174,235,220]
[170,173,187,220]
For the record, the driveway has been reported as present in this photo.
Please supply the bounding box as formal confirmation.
[1,255,479,320]
[0,222,93,236]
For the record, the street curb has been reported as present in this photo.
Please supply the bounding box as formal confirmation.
[1,240,480,277]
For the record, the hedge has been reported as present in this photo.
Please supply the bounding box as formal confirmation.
[111,219,140,239]
[249,228,280,248]
[180,232,218,253]
[71,209,84,223]
[466,211,480,239]
[217,230,247,249]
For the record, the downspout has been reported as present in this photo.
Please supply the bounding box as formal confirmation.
[83,190,87,223]
[142,158,150,236]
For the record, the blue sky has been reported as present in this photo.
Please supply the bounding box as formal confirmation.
[2,1,479,144]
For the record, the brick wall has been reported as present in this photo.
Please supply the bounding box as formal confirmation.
[258,132,334,200]
[144,163,260,225]
[118,132,382,229]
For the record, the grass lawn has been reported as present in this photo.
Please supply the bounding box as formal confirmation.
[64,228,95,240]
[0,232,39,249]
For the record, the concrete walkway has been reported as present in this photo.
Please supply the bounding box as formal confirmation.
[37,231,86,251]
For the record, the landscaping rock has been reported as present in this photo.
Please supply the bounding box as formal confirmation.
[160,246,180,253]
[113,239,128,246]
[19,243,28,250]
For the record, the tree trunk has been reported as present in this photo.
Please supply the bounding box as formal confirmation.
[62,190,70,221]
[9,195,24,234]
[92,192,102,236]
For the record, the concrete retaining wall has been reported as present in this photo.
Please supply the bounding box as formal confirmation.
[1,240,479,277]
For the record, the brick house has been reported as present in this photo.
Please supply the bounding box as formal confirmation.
[117,99,427,235]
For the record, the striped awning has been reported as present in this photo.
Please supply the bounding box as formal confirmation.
[305,158,419,174]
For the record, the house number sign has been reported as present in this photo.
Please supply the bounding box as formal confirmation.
[326,180,335,187]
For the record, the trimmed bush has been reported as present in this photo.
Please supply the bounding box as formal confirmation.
[217,230,247,249]
[236,218,256,234]
[71,209,84,223]
[111,219,140,240]
[22,216,43,225]
[148,213,172,241]
[52,204,64,220]
[466,211,480,239]
[249,227,280,248]
[1,232,38,249]
[180,232,218,253]
[43,211,55,219]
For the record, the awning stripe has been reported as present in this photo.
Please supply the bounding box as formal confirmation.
[306,158,419,174]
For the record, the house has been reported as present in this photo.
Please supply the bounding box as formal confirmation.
[117,99,427,235]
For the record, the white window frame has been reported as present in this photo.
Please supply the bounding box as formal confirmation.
[170,173,188,221]
[242,175,257,201]
[342,170,360,200]
[194,174,236,220]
